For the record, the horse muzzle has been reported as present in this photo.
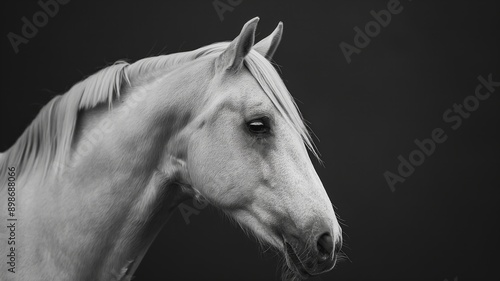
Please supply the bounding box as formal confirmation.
[283,231,341,278]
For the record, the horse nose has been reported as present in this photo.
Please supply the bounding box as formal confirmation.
[300,231,341,274]
[316,232,339,261]
[317,232,333,260]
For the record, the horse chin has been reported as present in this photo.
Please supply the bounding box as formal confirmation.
[282,242,312,280]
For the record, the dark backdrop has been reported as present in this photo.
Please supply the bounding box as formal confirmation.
[2,1,499,280]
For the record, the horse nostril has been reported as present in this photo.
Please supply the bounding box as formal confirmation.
[316,232,334,259]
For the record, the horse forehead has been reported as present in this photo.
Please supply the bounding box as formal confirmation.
[222,71,272,109]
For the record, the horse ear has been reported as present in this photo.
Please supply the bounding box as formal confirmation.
[254,22,283,60]
[217,17,259,71]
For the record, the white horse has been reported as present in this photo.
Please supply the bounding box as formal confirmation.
[0,17,342,281]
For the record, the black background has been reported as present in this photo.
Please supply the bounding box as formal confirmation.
[1,0,499,280]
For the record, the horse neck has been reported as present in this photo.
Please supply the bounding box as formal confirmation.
[24,73,203,280]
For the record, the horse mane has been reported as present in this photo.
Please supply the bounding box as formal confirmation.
[0,42,317,186]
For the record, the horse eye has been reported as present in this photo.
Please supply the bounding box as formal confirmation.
[247,118,270,135]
